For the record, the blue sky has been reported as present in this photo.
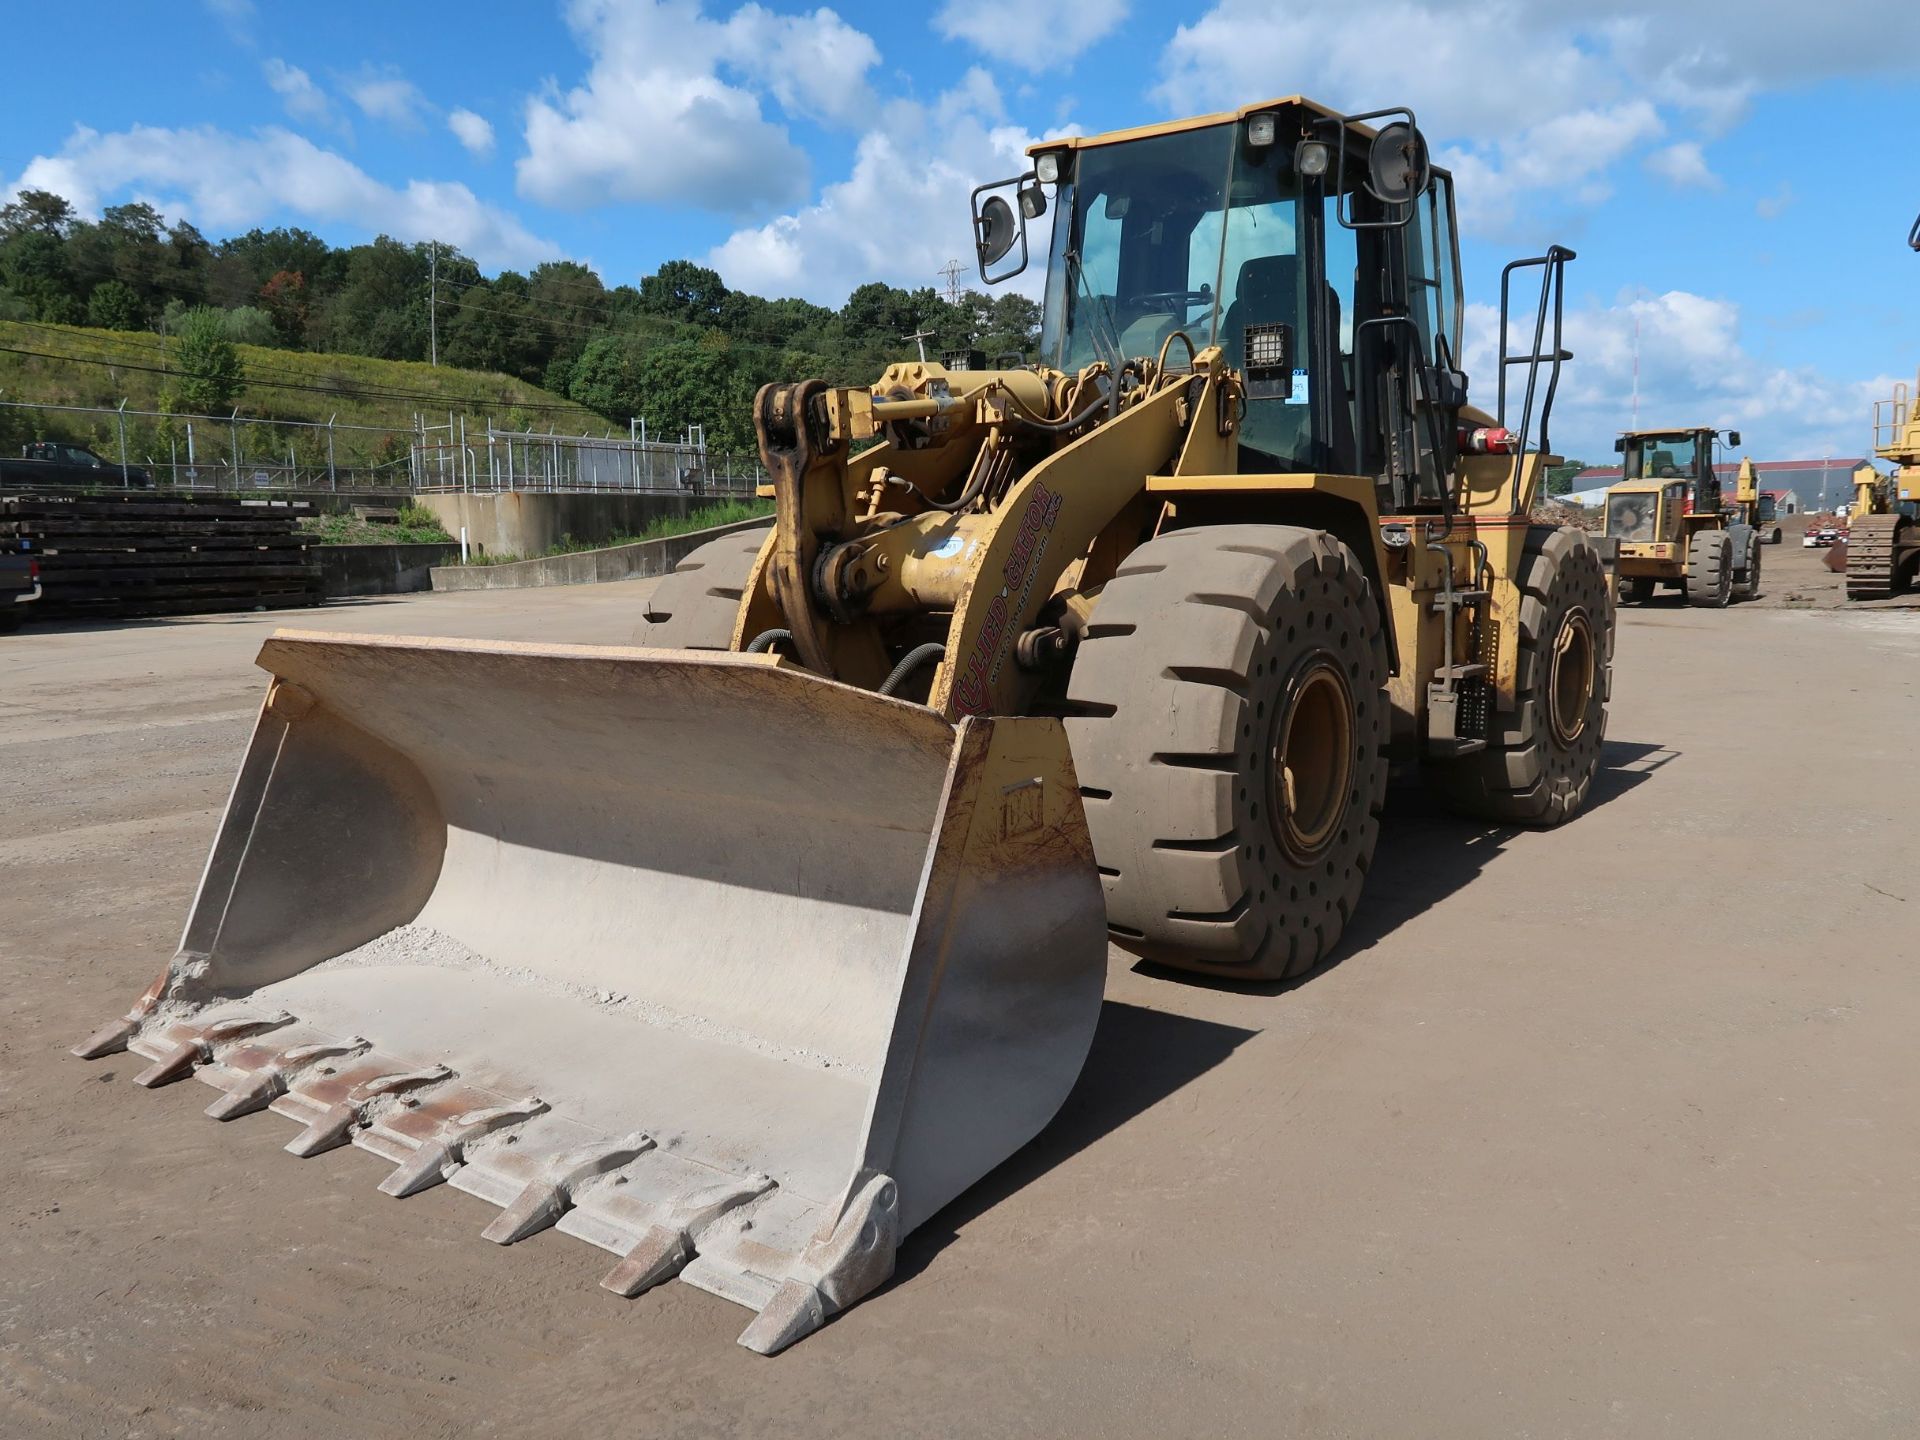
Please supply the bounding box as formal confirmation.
[4,0,1918,463]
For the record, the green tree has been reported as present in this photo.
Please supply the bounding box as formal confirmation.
[0,230,81,321]
[86,279,143,331]
[172,305,246,414]
[221,305,279,347]
[1544,460,1588,496]
[640,260,727,326]
[0,189,74,239]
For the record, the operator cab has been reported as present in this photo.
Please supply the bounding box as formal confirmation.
[976,98,1477,515]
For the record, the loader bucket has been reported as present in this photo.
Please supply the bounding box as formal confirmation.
[74,631,1106,1353]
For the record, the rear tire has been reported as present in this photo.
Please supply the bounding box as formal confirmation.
[1685,529,1732,608]
[1731,530,1761,600]
[637,528,769,647]
[1065,525,1390,982]
[1426,526,1611,827]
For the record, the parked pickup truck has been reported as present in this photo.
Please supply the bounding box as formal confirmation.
[0,546,40,632]
[0,441,151,488]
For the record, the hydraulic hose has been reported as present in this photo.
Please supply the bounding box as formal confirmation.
[877,643,947,697]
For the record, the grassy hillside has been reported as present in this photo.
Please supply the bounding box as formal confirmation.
[0,321,614,472]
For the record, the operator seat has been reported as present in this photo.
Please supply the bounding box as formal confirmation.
[1221,255,1355,468]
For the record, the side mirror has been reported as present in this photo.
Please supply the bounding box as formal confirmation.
[1727,429,1741,447]
[970,174,1034,285]
[1613,437,1628,453]
[977,196,1017,265]
[1366,122,1429,206]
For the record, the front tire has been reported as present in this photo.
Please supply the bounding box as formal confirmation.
[1618,575,1655,605]
[1065,525,1390,982]
[1685,529,1733,608]
[1426,526,1611,827]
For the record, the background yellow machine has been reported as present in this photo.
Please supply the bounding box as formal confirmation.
[1839,375,1919,597]
[1605,426,1760,605]
[75,97,1616,1353]
[1838,212,1920,597]
[1729,457,1782,544]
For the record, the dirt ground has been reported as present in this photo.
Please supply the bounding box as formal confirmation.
[3,557,1918,1439]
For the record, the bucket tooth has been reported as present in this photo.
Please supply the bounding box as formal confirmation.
[284,1064,452,1158]
[72,1015,143,1061]
[599,1172,777,1298]
[132,1010,294,1088]
[205,1036,370,1121]
[72,974,169,1060]
[378,1097,550,1198]
[737,1173,900,1356]
[481,1133,655,1245]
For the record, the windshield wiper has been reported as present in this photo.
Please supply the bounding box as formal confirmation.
[1065,247,1127,381]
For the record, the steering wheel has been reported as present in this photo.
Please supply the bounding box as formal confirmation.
[1132,288,1213,310]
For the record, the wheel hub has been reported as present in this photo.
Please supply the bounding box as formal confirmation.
[1270,655,1354,864]
[1548,607,1596,747]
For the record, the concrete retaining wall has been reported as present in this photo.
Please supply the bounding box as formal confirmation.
[416,491,747,559]
[430,517,769,592]
[318,544,464,597]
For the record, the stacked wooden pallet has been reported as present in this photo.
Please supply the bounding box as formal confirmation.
[0,493,323,619]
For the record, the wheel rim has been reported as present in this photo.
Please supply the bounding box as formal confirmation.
[1548,607,1596,747]
[1270,655,1354,863]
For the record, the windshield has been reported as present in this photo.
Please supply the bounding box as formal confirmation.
[1041,122,1311,464]
[1624,433,1699,481]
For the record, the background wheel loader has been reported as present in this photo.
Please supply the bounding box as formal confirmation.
[1605,426,1761,606]
[76,97,1615,1354]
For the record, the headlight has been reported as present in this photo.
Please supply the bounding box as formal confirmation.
[1246,112,1277,148]
[1034,151,1063,185]
[1295,139,1331,178]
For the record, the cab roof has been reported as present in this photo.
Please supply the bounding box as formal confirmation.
[1618,426,1718,440]
[1028,96,1368,156]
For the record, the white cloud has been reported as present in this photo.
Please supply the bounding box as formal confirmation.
[1464,290,1889,462]
[345,67,428,129]
[1645,140,1720,190]
[1154,0,1920,237]
[707,71,1036,304]
[262,59,342,132]
[721,3,881,127]
[933,0,1127,69]
[1756,182,1795,219]
[5,124,561,272]
[517,0,881,215]
[447,108,495,158]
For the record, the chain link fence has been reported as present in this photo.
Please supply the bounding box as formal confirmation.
[0,398,765,496]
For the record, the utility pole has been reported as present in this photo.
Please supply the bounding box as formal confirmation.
[1630,311,1640,432]
[903,327,935,363]
[429,241,439,367]
[938,259,965,307]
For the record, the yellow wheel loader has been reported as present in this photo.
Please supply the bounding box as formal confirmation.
[75,97,1615,1353]
[1837,373,1920,598]
[1606,426,1762,606]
